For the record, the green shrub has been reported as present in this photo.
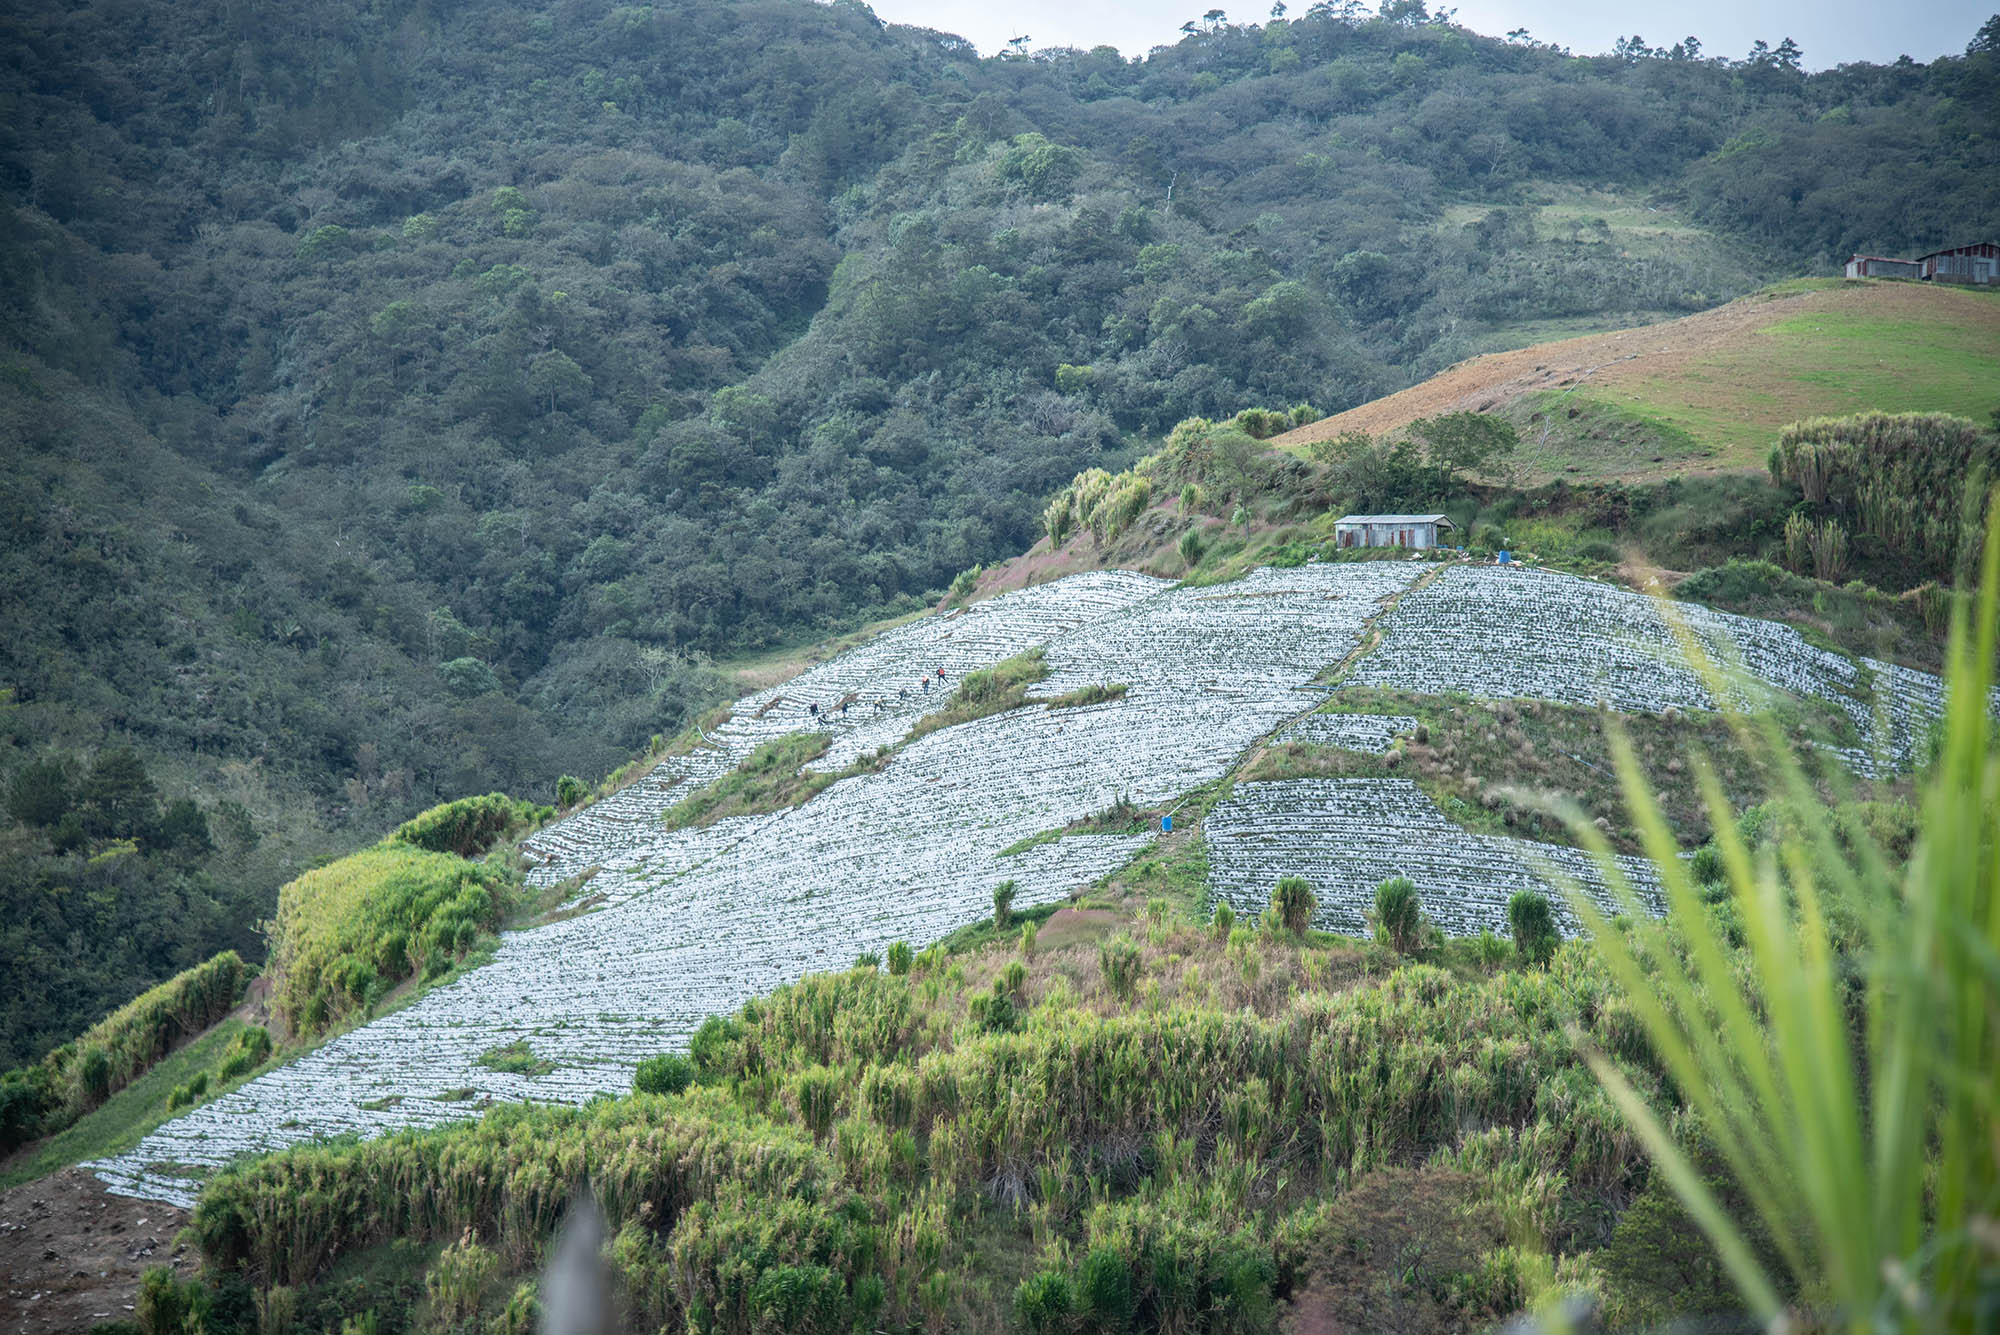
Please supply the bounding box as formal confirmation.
[1077,1246,1136,1328]
[1374,876,1424,954]
[1211,899,1235,943]
[1098,936,1143,1000]
[1689,844,1724,885]
[1013,1269,1074,1334]
[1178,528,1206,568]
[1508,890,1559,967]
[886,942,913,977]
[790,1067,841,1138]
[426,1233,498,1328]
[992,880,1017,931]
[216,1027,272,1082]
[1020,921,1037,960]
[556,774,588,807]
[688,1015,743,1076]
[1271,876,1318,937]
[138,1266,210,1334]
[76,1043,112,1106]
[392,792,546,858]
[0,1067,54,1151]
[634,1054,695,1097]
[477,1041,553,1077]
[1773,411,1997,580]
[968,985,1018,1035]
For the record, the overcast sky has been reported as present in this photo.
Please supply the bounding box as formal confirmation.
[864,0,1992,69]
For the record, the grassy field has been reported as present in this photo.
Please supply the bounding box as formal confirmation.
[1275,281,2000,483]
[1594,291,2000,469]
[660,731,841,829]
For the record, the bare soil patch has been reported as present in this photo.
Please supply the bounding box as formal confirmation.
[1032,907,1123,952]
[0,1167,195,1334]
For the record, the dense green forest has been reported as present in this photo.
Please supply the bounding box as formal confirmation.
[3,0,1998,1064]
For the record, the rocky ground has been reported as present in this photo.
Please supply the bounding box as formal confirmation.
[0,1168,194,1334]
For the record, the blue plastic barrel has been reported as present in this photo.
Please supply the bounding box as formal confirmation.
[1161,814,1172,833]
[1497,550,1511,564]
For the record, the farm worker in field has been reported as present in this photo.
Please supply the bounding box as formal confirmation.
[809,702,819,718]
[921,676,930,692]
[936,667,945,681]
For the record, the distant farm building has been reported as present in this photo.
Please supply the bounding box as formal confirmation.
[1335,514,1455,549]
[1844,241,1998,285]
[1844,255,1921,279]
[1915,241,1999,285]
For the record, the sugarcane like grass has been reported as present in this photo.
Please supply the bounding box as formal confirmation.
[1566,499,2000,1329]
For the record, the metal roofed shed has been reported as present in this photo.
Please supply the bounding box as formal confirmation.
[1334,514,1456,550]
[1844,254,1921,279]
[1914,241,1999,285]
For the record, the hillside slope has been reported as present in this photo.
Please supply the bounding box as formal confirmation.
[1274,280,2000,481]
[91,554,1952,1207]
[40,549,1970,1334]
[6,1,1999,1068]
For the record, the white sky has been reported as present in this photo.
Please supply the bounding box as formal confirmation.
[864,0,1992,68]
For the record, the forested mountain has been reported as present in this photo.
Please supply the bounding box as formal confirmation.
[2,0,1996,1063]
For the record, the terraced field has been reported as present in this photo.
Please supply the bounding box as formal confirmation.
[92,559,1961,1206]
[1207,778,1662,937]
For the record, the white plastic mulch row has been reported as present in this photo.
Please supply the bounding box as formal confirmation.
[1277,713,1421,754]
[1345,565,1957,771]
[1205,778,1662,938]
[93,563,1424,1206]
[514,570,1168,899]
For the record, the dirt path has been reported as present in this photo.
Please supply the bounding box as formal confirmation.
[0,1168,195,1334]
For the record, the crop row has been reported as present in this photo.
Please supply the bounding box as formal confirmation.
[1347,565,1959,771]
[1278,712,1420,753]
[1206,778,1662,939]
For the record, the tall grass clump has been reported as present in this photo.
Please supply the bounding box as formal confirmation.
[392,793,549,857]
[0,950,249,1150]
[1774,412,1995,581]
[992,880,1016,931]
[1270,876,1317,937]
[1507,891,1558,967]
[269,845,505,1037]
[1098,936,1142,1000]
[1569,498,2000,1329]
[1373,876,1424,955]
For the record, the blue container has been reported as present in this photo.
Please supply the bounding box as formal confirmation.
[1161,814,1172,833]
[1497,550,1511,564]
